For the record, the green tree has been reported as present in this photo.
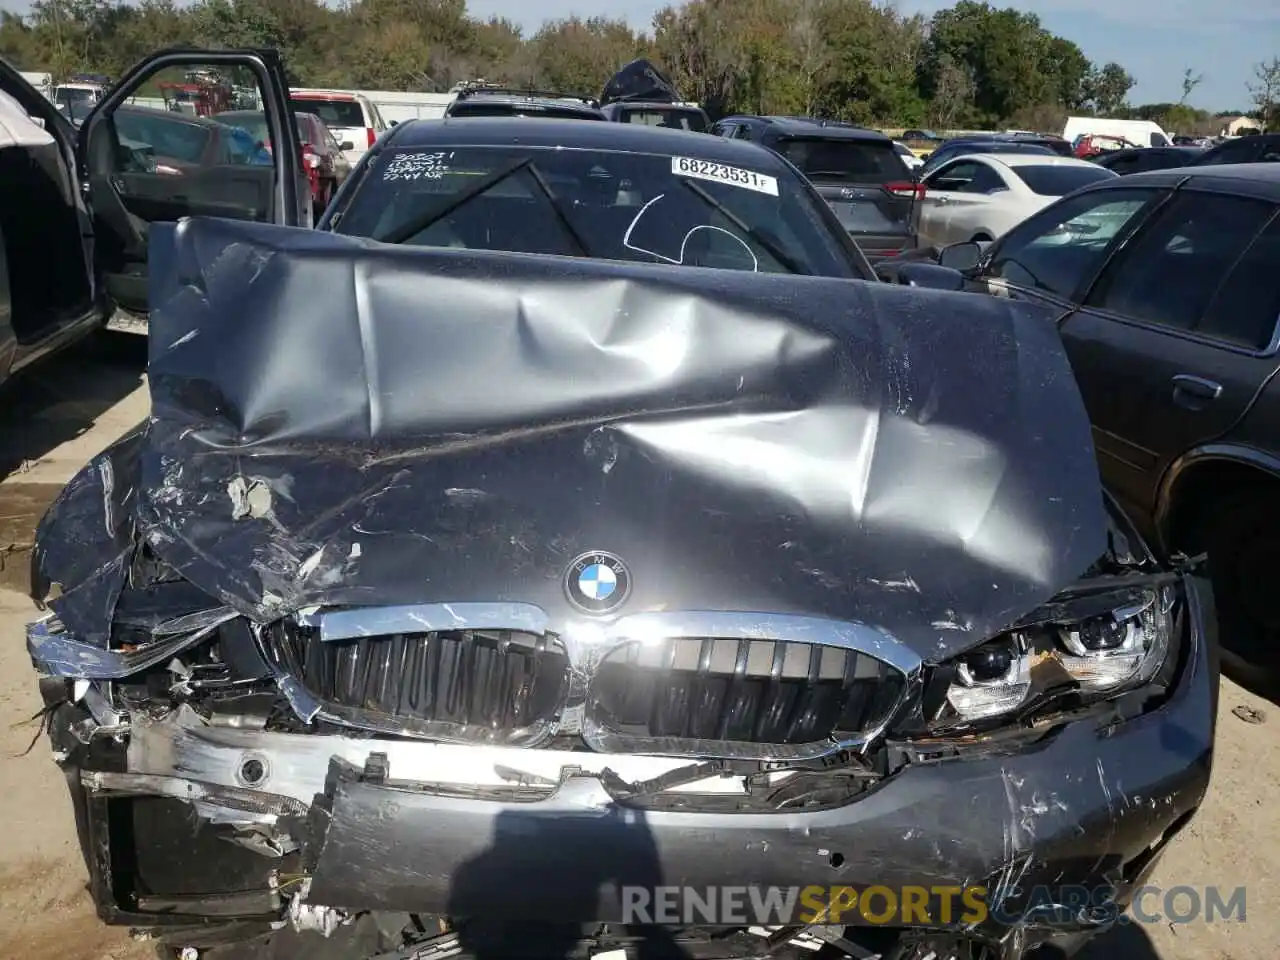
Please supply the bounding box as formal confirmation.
[1084,61,1134,115]
[529,17,647,98]
[1,0,1143,132]
[921,2,1069,124]
[1249,57,1280,132]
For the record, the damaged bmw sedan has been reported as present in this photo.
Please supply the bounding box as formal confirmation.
[26,127,1216,960]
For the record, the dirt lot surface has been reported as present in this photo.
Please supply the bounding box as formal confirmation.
[0,330,1274,960]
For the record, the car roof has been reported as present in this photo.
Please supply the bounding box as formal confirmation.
[720,115,892,142]
[944,136,1054,147]
[1101,145,1201,159]
[291,90,361,101]
[936,140,1052,152]
[1123,162,1280,187]
[605,101,704,111]
[979,154,1100,169]
[385,117,799,170]
[1053,161,1280,202]
[451,90,601,114]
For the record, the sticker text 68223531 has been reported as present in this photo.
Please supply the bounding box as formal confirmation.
[671,156,779,196]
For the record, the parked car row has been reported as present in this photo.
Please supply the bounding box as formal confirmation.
[878,161,1280,680]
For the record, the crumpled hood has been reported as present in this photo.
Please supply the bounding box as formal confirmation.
[37,216,1106,661]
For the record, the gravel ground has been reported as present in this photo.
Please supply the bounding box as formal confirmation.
[0,330,1273,960]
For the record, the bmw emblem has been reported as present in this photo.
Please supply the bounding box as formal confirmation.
[564,550,632,614]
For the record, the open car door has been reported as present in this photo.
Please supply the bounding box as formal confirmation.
[78,48,307,316]
[0,57,99,379]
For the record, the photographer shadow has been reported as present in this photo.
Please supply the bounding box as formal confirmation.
[447,804,689,960]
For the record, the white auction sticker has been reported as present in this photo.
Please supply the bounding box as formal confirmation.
[671,156,779,196]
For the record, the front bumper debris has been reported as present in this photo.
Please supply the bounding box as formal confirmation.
[41,576,1217,959]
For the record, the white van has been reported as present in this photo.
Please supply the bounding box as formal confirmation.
[288,89,389,163]
[1063,117,1172,149]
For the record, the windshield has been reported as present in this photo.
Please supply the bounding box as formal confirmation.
[332,145,859,277]
[619,107,708,132]
[114,110,211,165]
[216,111,268,143]
[56,87,95,105]
[290,97,363,128]
[1012,165,1117,196]
[774,137,906,182]
[216,111,312,146]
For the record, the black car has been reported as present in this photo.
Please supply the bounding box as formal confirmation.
[598,100,710,131]
[709,115,919,260]
[597,58,711,132]
[444,85,605,121]
[918,138,1059,176]
[1093,146,1205,175]
[1189,132,1280,166]
[0,48,308,389]
[898,162,1280,678]
[28,110,1217,960]
[951,132,1074,157]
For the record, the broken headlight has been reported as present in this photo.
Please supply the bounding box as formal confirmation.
[937,583,1177,727]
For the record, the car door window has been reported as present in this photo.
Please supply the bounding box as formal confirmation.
[1106,154,1137,175]
[928,160,981,191]
[961,164,1005,194]
[1260,141,1280,163]
[1198,139,1259,165]
[986,189,1156,299]
[734,125,753,140]
[1188,211,1280,349]
[712,122,736,138]
[80,52,302,316]
[1086,192,1277,337]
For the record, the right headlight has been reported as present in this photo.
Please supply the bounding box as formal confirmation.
[934,582,1178,729]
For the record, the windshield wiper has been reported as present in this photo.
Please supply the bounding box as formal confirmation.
[677,178,806,274]
[378,157,532,244]
[523,162,592,257]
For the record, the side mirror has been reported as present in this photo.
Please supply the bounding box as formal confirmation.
[885,261,967,291]
[920,151,933,161]
[389,120,399,127]
[938,240,983,272]
[339,140,355,151]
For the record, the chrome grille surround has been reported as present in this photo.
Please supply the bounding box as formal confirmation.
[263,603,923,759]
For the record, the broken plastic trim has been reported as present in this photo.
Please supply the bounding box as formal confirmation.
[122,706,767,810]
[27,608,238,679]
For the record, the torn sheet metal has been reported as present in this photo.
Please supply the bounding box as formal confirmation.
[28,608,237,679]
[36,216,1105,661]
[29,426,144,645]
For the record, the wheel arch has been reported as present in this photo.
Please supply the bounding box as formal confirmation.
[1157,444,1280,554]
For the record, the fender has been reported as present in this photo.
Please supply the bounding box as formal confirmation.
[1155,442,1280,552]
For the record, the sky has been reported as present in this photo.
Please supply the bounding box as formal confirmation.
[465,0,1278,111]
[4,0,1275,110]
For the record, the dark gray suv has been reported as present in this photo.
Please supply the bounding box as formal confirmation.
[711,115,919,261]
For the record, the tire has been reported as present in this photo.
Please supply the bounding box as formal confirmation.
[1198,492,1280,686]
